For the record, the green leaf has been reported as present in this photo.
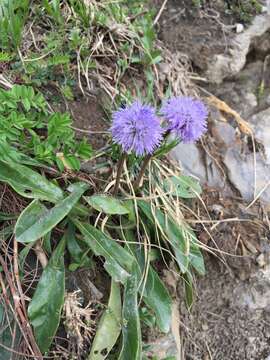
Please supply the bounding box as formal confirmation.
[138,201,189,273]
[15,200,47,243]
[88,281,122,360]
[84,195,130,215]
[125,231,172,333]
[164,175,202,198]
[66,223,92,270]
[0,159,63,202]
[0,225,14,241]
[28,236,66,353]
[15,183,89,243]
[183,272,194,310]
[189,239,205,276]
[119,262,142,360]
[0,303,20,360]
[0,212,17,221]
[135,252,171,333]
[74,221,133,284]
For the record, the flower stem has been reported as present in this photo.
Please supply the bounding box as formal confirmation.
[133,154,152,190]
[112,153,126,195]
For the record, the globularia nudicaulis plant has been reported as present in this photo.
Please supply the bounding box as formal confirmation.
[0,88,208,359]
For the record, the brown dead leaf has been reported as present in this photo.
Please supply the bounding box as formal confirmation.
[207,95,253,135]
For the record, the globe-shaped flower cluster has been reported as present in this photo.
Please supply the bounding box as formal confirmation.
[110,97,208,156]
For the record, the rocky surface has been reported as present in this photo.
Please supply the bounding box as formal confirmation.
[172,16,270,207]
[153,1,270,359]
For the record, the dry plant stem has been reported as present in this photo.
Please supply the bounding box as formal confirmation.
[112,153,126,195]
[34,239,48,269]
[133,154,152,190]
[0,254,43,359]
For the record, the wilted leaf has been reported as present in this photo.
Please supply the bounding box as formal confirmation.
[84,195,130,215]
[28,236,66,353]
[15,183,89,243]
[88,281,122,360]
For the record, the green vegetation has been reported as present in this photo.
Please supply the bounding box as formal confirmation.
[0,1,206,359]
[226,0,262,23]
[191,0,262,23]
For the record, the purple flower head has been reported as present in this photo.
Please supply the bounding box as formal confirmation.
[110,100,164,156]
[161,96,208,143]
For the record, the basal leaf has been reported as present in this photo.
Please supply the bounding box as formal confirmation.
[119,262,142,360]
[88,281,122,360]
[28,236,66,353]
[139,201,205,276]
[138,201,189,273]
[135,252,171,333]
[164,175,202,198]
[0,159,63,202]
[84,195,130,215]
[15,183,89,243]
[15,200,47,243]
[124,231,172,333]
[66,223,92,270]
[74,221,133,284]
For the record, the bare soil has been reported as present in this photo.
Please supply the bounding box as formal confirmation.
[153,0,262,71]
[150,1,270,359]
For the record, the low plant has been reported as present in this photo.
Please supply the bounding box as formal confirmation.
[0,84,92,170]
[0,94,208,358]
[0,0,29,51]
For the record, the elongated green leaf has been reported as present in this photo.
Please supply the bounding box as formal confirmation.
[67,223,92,271]
[0,159,63,202]
[119,263,142,360]
[15,183,89,243]
[28,236,66,353]
[84,195,130,215]
[89,281,122,360]
[135,252,171,332]
[124,231,172,333]
[189,241,205,276]
[15,200,47,242]
[183,272,194,310]
[139,201,205,276]
[138,201,189,273]
[0,212,17,221]
[164,175,202,198]
[74,221,133,284]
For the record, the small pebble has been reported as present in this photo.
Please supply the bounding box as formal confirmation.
[256,253,266,267]
[236,23,244,33]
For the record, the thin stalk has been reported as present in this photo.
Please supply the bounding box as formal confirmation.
[133,154,152,190]
[112,153,126,195]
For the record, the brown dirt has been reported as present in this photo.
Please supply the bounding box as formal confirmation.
[67,94,109,150]
[153,0,261,71]
[179,257,270,360]
[151,1,270,359]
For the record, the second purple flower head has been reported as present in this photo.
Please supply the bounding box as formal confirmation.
[161,96,208,143]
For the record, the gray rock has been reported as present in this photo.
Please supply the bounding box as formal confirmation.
[206,14,270,83]
[224,146,270,204]
[250,108,270,164]
[234,265,270,310]
[171,143,206,181]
